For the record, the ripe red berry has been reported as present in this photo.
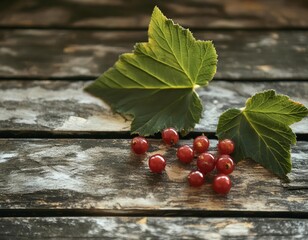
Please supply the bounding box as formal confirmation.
[197,152,215,174]
[217,139,235,155]
[188,170,204,187]
[193,135,210,153]
[212,174,232,194]
[131,137,149,154]
[177,145,194,164]
[162,128,179,145]
[216,155,235,175]
[148,154,166,173]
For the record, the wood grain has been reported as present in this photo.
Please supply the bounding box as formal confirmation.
[0,80,307,135]
[0,30,307,79]
[0,139,307,212]
[0,0,308,29]
[1,0,307,236]
[0,217,307,239]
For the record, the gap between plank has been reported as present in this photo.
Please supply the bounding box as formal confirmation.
[0,130,217,140]
[0,209,307,219]
[0,131,307,141]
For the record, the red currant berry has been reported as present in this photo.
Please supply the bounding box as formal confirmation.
[193,135,210,153]
[131,137,149,154]
[162,128,179,145]
[197,152,215,174]
[212,174,232,194]
[216,155,235,175]
[217,139,235,155]
[188,170,204,187]
[177,145,194,164]
[148,154,166,173]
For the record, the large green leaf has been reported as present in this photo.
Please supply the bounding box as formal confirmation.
[216,90,308,178]
[85,6,217,135]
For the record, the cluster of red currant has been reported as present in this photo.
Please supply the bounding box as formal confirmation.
[130,128,235,195]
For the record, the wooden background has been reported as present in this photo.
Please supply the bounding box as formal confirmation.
[0,0,308,239]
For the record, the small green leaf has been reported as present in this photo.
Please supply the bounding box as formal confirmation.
[216,90,308,178]
[85,6,217,136]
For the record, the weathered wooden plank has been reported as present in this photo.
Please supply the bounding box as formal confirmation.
[0,139,307,211]
[1,0,308,29]
[0,30,308,79]
[0,217,307,239]
[0,80,307,134]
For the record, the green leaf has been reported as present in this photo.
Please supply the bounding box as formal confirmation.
[216,90,308,178]
[85,6,217,136]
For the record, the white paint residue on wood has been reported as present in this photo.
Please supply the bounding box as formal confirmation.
[5,145,92,193]
[87,218,118,235]
[0,85,108,107]
[247,36,278,48]
[0,152,17,163]
[0,83,131,131]
[27,143,129,161]
[71,66,91,75]
[0,108,38,125]
[219,223,252,236]
[28,145,83,159]
[24,171,84,191]
[241,198,286,211]
[55,115,130,131]
[7,146,78,192]
[235,83,265,96]
[197,85,236,100]
[102,193,162,209]
[6,170,83,193]
[4,143,131,194]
